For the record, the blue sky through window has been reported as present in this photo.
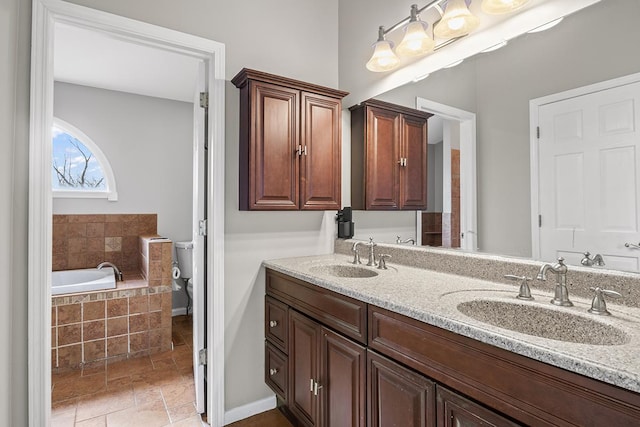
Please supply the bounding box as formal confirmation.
[52,125,107,191]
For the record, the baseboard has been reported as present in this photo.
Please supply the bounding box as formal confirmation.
[223,395,277,425]
[172,307,187,316]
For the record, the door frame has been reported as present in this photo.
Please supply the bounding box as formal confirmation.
[28,1,226,425]
[529,71,640,260]
[415,97,478,251]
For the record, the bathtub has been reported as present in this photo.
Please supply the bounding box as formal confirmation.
[51,267,117,295]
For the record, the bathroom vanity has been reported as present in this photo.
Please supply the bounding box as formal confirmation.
[263,245,640,426]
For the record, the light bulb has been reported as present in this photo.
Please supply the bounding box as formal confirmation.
[481,0,530,15]
[434,0,480,39]
[366,39,400,72]
[397,20,435,57]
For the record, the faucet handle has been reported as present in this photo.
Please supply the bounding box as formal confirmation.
[504,275,534,300]
[588,287,622,316]
[377,254,391,270]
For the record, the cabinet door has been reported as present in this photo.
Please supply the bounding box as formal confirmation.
[400,114,429,210]
[249,81,299,209]
[437,386,521,427]
[289,310,320,427]
[365,106,401,209]
[320,327,366,427]
[368,351,436,427]
[300,92,342,210]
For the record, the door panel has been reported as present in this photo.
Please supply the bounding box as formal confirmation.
[300,92,341,210]
[402,114,429,210]
[368,350,436,427]
[192,62,206,413]
[366,107,401,209]
[250,81,299,209]
[289,310,319,427]
[538,81,640,271]
[321,328,365,427]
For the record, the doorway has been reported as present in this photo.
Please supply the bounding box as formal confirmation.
[415,97,477,252]
[29,1,225,426]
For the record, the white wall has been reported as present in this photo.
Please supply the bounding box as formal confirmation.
[53,82,193,309]
[5,0,340,422]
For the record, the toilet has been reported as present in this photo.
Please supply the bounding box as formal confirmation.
[175,241,194,312]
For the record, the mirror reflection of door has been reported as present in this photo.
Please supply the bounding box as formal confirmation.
[422,115,461,248]
[537,80,640,272]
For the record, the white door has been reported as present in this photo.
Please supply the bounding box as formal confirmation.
[192,62,207,413]
[537,81,640,272]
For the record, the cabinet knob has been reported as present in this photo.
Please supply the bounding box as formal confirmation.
[269,320,278,328]
[269,368,278,376]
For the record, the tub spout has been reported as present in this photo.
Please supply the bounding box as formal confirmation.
[97,262,123,281]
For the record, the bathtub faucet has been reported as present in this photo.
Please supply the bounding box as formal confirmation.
[97,262,123,281]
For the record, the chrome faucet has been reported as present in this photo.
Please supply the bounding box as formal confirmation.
[97,261,123,281]
[351,241,362,264]
[365,237,377,267]
[536,257,572,306]
[396,236,416,245]
[581,252,605,267]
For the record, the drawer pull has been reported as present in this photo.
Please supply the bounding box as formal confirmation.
[269,368,278,376]
[269,320,278,328]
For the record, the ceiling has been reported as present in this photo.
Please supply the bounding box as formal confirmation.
[54,23,201,103]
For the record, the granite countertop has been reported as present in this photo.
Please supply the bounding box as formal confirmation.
[263,253,640,394]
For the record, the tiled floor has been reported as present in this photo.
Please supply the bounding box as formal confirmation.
[51,315,202,427]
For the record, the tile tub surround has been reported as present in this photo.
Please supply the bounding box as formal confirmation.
[263,253,640,393]
[138,235,174,287]
[52,279,173,370]
[335,239,640,308]
[53,214,158,272]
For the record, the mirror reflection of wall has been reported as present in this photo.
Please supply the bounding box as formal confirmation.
[349,0,640,274]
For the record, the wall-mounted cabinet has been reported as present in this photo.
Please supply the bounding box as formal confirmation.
[350,99,432,210]
[232,69,348,210]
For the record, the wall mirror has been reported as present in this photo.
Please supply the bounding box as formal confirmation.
[350,0,640,274]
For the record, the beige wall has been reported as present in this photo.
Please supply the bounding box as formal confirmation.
[4,0,339,422]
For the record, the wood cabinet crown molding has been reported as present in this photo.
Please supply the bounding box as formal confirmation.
[348,98,433,120]
[232,68,348,99]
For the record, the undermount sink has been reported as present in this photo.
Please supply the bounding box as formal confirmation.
[457,300,629,346]
[310,264,379,278]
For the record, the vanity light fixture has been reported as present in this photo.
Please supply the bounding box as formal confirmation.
[528,17,563,33]
[366,0,530,73]
[397,4,435,57]
[481,0,530,15]
[444,59,464,68]
[413,72,431,82]
[434,0,480,39]
[366,26,401,72]
[481,40,508,52]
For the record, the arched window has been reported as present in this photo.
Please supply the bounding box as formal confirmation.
[52,118,118,201]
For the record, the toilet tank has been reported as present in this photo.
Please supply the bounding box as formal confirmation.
[175,241,193,279]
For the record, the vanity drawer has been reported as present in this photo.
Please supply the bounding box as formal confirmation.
[265,295,288,352]
[265,341,288,403]
[266,268,367,344]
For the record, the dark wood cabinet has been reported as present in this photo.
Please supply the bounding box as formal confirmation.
[437,386,519,427]
[288,309,366,427]
[368,350,436,427]
[232,69,347,211]
[350,99,432,210]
